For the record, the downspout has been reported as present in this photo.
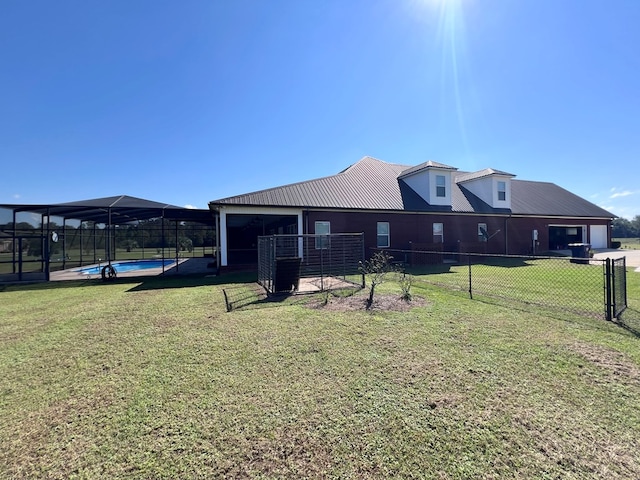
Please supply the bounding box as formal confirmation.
[504,214,511,255]
[304,209,309,262]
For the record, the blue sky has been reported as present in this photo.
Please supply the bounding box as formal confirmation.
[2,0,639,218]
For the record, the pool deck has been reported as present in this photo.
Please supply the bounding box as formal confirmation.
[50,257,217,281]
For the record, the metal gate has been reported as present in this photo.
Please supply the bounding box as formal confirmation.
[257,233,365,294]
[605,257,627,321]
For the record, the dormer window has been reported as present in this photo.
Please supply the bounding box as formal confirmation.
[497,181,506,201]
[436,175,446,197]
[398,160,457,207]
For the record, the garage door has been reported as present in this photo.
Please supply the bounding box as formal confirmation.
[589,225,608,249]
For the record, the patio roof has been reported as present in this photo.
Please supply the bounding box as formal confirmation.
[0,195,214,225]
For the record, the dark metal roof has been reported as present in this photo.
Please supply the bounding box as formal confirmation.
[509,180,614,217]
[399,160,458,178]
[209,156,615,218]
[1,195,214,224]
[456,168,515,183]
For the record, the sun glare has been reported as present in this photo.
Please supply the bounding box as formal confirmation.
[409,0,470,150]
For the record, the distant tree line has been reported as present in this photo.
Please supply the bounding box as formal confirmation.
[612,216,640,238]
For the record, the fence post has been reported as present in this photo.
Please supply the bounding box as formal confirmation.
[361,233,366,287]
[468,253,473,299]
[605,258,612,321]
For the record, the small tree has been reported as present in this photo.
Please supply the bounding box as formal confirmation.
[398,271,413,301]
[359,251,396,308]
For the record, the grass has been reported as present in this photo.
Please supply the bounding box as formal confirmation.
[1,271,639,478]
[614,237,640,250]
[407,257,608,319]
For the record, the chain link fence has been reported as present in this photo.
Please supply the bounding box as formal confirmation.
[376,248,628,321]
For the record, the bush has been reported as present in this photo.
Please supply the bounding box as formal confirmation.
[359,251,396,308]
[397,272,413,301]
[611,241,621,249]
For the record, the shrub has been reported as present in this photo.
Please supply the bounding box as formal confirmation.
[397,272,413,301]
[611,241,621,249]
[359,251,396,308]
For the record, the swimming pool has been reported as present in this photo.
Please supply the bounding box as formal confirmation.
[75,259,177,275]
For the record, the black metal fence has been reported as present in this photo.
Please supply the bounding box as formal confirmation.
[607,257,627,320]
[376,248,628,321]
[258,233,365,294]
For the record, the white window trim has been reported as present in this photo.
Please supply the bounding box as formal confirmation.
[478,223,488,242]
[497,181,507,202]
[377,222,390,248]
[436,175,446,198]
[315,221,330,249]
[433,222,444,243]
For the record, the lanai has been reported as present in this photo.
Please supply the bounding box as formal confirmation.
[0,195,215,282]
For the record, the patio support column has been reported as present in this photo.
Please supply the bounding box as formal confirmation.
[106,209,112,265]
[93,222,97,264]
[44,208,50,281]
[62,218,67,270]
[161,214,166,274]
[11,209,16,274]
[79,222,83,266]
[175,219,179,273]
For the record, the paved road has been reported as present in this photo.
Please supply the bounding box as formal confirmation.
[592,249,640,272]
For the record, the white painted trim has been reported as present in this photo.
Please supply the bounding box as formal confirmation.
[218,206,303,266]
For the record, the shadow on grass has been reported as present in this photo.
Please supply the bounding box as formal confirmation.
[223,283,313,312]
[0,271,257,293]
[0,278,101,292]
[473,294,640,339]
[405,264,454,275]
[127,271,257,292]
[618,307,640,338]
[405,257,534,275]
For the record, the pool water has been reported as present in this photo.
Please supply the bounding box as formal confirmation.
[75,259,177,275]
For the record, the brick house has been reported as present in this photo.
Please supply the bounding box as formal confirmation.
[209,156,615,268]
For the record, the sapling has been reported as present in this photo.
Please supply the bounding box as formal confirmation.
[359,251,396,308]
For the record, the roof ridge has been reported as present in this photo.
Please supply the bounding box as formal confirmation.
[211,156,395,204]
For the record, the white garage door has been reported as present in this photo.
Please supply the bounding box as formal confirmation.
[589,225,608,249]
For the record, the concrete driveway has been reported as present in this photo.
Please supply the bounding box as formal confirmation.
[592,249,640,272]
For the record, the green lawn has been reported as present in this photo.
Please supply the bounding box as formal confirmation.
[1,271,639,478]
[614,237,640,250]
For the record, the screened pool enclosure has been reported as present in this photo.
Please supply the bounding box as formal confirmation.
[0,196,216,282]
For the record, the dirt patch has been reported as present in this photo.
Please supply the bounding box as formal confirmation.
[308,291,428,312]
[568,342,640,386]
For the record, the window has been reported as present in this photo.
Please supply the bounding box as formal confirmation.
[377,222,390,248]
[436,175,446,198]
[478,223,488,242]
[433,223,443,243]
[497,181,506,201]
[315,221,330,249]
